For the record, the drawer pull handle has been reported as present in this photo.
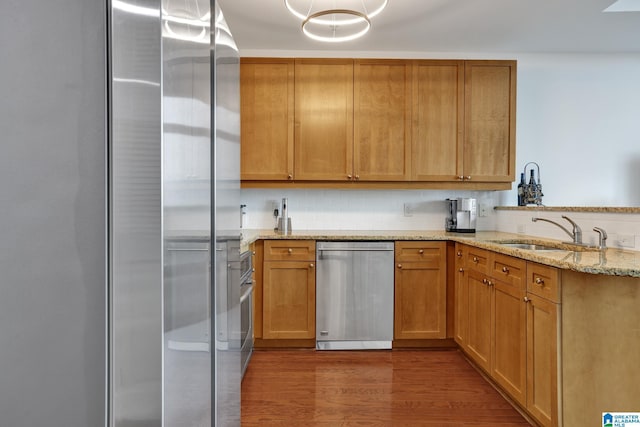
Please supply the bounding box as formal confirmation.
[397,264,403,269]
[457,250,462,257]
[418,249,424,254]
[502,266,510,273]
[473,257,479,263]
[535,277,545,286]
[288,248,293,254]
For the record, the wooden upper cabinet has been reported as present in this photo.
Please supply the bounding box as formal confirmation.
[294,59,354,181]
[240,57,516,187]
[464,60,517,182]
[354,59,412,181]
[240,58,294,180]
[411,60,464,181]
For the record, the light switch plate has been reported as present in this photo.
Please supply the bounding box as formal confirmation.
[403,203,412,217]
[478,203,489,217]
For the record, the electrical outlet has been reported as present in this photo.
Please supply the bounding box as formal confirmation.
[617,234,636,248]
[478,203,489,217]
[403,203,412,217]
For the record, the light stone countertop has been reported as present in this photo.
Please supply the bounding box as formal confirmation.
[241,229,640,278]
[494,206,640,213]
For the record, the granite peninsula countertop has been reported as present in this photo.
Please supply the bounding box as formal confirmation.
[241,229,640,278]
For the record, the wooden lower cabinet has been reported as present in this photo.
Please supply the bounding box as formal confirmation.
[493,278,527,407]
[526,293,559,427]
[453,244,467,346]
[457,244,550,423]
[263,261,315,339]
[465,269,492,372]
[261,240,316,342]
[394,242,446,340]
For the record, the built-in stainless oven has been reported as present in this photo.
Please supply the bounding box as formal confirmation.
[239,249,254,378]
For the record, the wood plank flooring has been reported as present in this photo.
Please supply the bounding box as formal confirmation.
[241,349,532,426]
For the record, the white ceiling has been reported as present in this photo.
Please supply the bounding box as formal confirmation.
[217,0,640,54]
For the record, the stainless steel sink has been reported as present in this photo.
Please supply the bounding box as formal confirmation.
[497,242,564,251]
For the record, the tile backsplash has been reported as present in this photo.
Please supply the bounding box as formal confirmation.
[241,189,640,251]
[241,189,499,231]
[494,209,640,251]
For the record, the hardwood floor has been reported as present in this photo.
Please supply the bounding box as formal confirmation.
[241,349,532,426]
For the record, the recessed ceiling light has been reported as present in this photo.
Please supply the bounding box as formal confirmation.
[603,0,640,12]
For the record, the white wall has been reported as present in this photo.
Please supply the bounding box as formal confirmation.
[502,53,640,207]
[240,51,640,245]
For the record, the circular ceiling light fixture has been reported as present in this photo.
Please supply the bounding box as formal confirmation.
[285,0,388,42]
[303,9,370,42]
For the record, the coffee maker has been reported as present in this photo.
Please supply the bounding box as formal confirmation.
[445,198,477,233]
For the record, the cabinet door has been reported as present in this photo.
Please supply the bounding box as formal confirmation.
[412,60,464,181]
[263,261,316,339]
[492,279,527,406]
[294,59,354,181]
[464,60,516,182]
[526,293,559,427]
[453,244,468,347]
[394,259,446,339]
[240,58,294,180]
[354,59,411,181]
[466,269,492,372]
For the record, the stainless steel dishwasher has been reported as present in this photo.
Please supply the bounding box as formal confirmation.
[315,241,394,350]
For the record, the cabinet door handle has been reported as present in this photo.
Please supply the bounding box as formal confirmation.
[309,263,314,268]
[397,264,402,269]
[535,277,545,286]
[502,266,510,273]
[347,174,352,180]
[523,296,531,303]
[456,250,462,257]
[459,268,464,273]
[465,175,472,180]
[473,256,479,263]
[355,174,360,180]
[287,174,293,180]
[482,278,488,285]
[457,175,464,180]
[488,281,494,286]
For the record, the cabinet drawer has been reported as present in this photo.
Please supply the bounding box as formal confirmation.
[395,241,445,264]
[264,240,315,261]
[465,246,491,275]
[527,262,560,303]
[491,252,526,290]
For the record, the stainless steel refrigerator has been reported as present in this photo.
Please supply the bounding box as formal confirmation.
[1,0,239,424]
[110,0,241,425]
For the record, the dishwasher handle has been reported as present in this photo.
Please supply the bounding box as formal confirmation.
[316,241,395,252]
[317,247,394,252]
